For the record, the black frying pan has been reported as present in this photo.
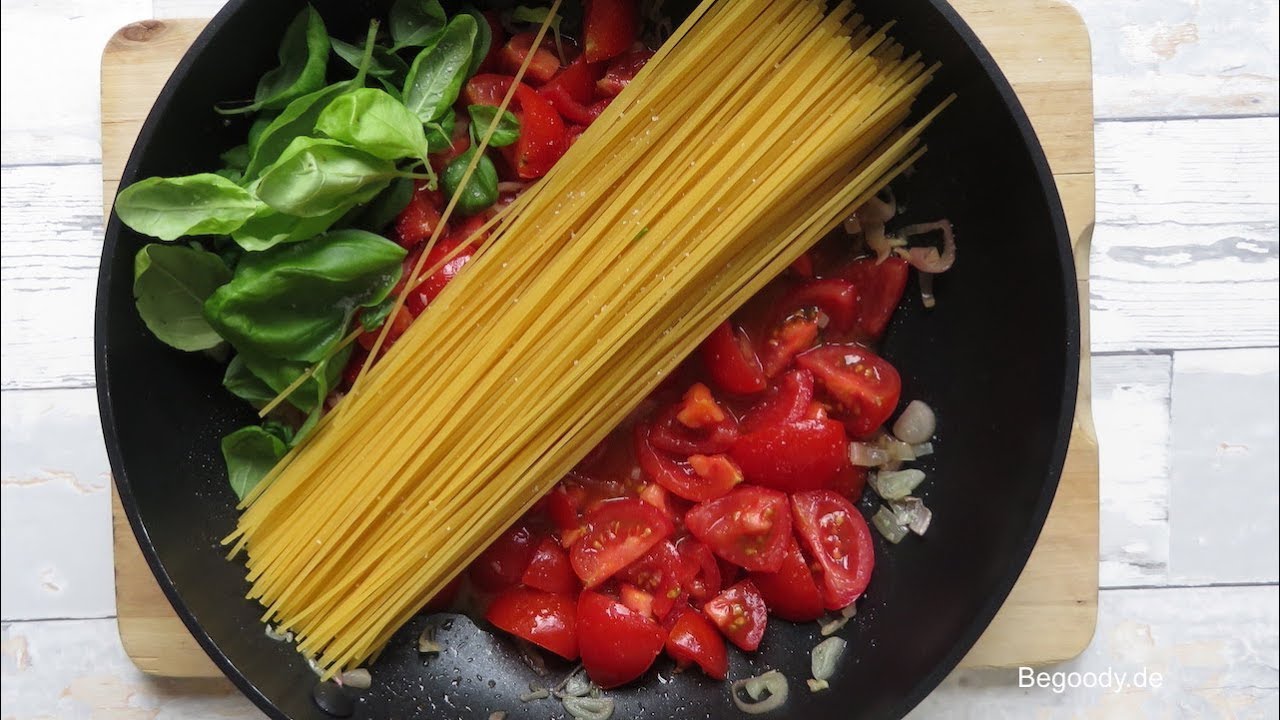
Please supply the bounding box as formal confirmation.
[95,1,1079,717]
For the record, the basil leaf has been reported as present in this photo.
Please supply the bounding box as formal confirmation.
[220,144,251,172]
[315,88,430,161]
[403,15,477,123]
[115,174,265,241]
[462,5,492,77]
[243,82,353,180]
[247,115,275,154]
[467,105,521,148]
[256,137,397,218]
[359,297,397,332]
[204,229,406,361]
[133,243,232,352]
[221,6,331,115]
[332,37,410,82]
[425,112,457,153]
[389,0,447,50]
[352,176,416,233]
[223,355,276,407]
[238,343,352,413]
[230,203,353,252]
[222,426,288,500]
[442,147,499,216]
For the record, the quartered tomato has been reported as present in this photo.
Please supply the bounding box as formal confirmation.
[839,256,910,340]
[739,369,815,434]
[621,540,686,619]
[583,0,639,63]
[703,580,768,651]
[729,418,847,493]
[700,321,767,395]
[749,536,824,622]
[500,31,562,84]
[540,55,607,125]
[394,183,444,248]
[778,279,860,333]
[570,498,673,587]
[522,537,579,595]
[620,583,655,618]
[758,314,820,378]
[635,425,739,502]
[795,344,901,437]
[506,83,569,179]
[648,384,739,456]
[405,237,475,314]
[596,49,654,96]
[684,486,791,573]
[485,587,578,659]
[676,538,722,603]
[470,522,539,592]
[791,490,875,610]
[665,608,728,679]
[578,590,666,688]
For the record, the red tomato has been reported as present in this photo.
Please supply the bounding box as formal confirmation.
[541,55,607,125]
[684,486,791,572]
[635,425,739,502]
[463,73,514,106]
[596,49,654,96]
[839,256,910,340]
[357,306,413,351]
[620,583,655,618]
[340,347,369,389]
[758,314,820,378]
[637,482,681,524]
[570,498,673,587]
[676,538,722,603]
[583,0,639,63]
[790,253,815,278]
[779,279,860,333]
[728,418,848,493]
[791,490,875,610]
[830,460,869,500]
[648,385,739,456]
[405,237,475,314]
[665,608,728,679]
[621,540,687,619]
[749,537,824,622]
[547,485,584,542]
[394,183,444,248]
[486,587,578,660]
[521,538,579,595]
[795,344,902,437]
[739,369,815,434]
[700,321,767,395]
[703,580,768,651]
[688,454,744,492]
[470,523,539,592]
[508,84,569,179]
[577,590,666,688]
[500,31,562,85]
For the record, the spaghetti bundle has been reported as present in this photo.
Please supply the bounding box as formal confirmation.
[230,0,949,675]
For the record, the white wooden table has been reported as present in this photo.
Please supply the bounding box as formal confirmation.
[2,1,1277,717]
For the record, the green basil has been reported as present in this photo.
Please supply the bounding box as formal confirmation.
[223,355,276,407]
[315,88,430,161]
[332,37,410,82]
[510,5,565,60]
[359,296,398,332]
[133,243,232,352]
[247,115,275,154]
[242,82,353,180]
[389,0,447,50]
[425,111,457,153]
[220,144,251,172]
[231,203,353,252]
[467,105,521,148]
[116,174,265,241]
[403,15,477,123]
[222,425,289,500]
[462,6,492,77]
[352,176,416,233]
[240,344,352,413]
[256,137,398,218]
[442,147,499,216]
[220,6,331,115]
[204,229,406,361]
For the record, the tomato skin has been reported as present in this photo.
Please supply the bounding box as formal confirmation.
[541,55,607,125]
[405,237,475,314]
[780,279,860,333]
[486,588,579,660]
[570,498,673,588]
[464,73,514,107]
[583,0,639,63]
[577,591,666,688]
[596,49,654,96]
[522,538,580,595]
[795,344,902,437]
[470,523,539,592]
[648,387,739,456]
[635,424,739,502]
[501,31,562,84]
[394,183,444,248]
[676,538,722,603]
[758,315,820,379]
[830,460,869,500]
[665,608,728,679]
[729,418,848,493]
[684,486,792,573]
[790,253,815,278]
[739,369,815,434]
[703,580,769,651]
[357,305,413,351]
[839,256,910,340]
[791,490,875,610]
[700,321,767,395]
[621,540,687,619]
[505,84,569,179]
[749,537,824,622]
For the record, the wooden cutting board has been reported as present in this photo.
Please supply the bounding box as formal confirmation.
[102,0,1099,679]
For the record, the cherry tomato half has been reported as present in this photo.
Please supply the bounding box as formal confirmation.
[635,424,739,502]
[648,384,739,456]
[665,608,728,679]
[778,278,860,333]
[583,0,639,63]
[738,369,815,434]
[570,498,673,587]
[703,580,768,651]
[839,256,910,340]
[522,537,579,596]
[749,536,824,622]
[676,537,722,603]
[540,54,607,125]
[486,587,578,660]
[795,344,901,438]
[758,314,820,379]
[729,418,848,493]
[791,490,875,610]
[700,321,767,395]
[684,486,791,573]
[578,590,666,688]
[621,540,687,620]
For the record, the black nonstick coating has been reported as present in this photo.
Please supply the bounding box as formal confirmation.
[95,1,1079,718]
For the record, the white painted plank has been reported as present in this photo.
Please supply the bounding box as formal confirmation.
[1070,0,1280,119]
[1169,348,1280,586]
[0,619,258,719]
[152,0,228,19]
[912,585,1280,719]
[0,0,152,166]
[0,164,103,391]
[1,389,115,621]
[1093,354,1172,588]
[1090,117,1280,353]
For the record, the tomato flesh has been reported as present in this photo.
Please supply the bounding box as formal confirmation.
[796,344,901,437]
[684,486,791,573]
[648,389,739,456]
[779,279,860,333]
[791,490,875,610]
[749,537,824,622]
[583,0,639,63]
[596,49,654,96]
[621,540,687,619]
[541,55,607,124]
[703,580,768,651]
[729,418,848,493]
[839,256,910,340]
[522,538,579,596]
[758,314,820,378]
[570,498,673,587]
[500,32,562,84]
[485,588,578,659]
[665,608,728,679]
[738,369,815,434]
[635,424,738,502]
[700,321,767,395]
[676,538,722,603]
[577,591,666,688]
